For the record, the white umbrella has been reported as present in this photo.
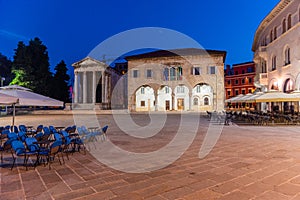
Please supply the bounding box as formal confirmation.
[0,85,64,126]
[0,93,18,105]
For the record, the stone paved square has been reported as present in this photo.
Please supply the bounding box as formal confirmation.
[1,112,300,199]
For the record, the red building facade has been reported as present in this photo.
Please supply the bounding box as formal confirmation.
[225,62,256,100]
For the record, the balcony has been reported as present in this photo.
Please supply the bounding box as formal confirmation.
[259,73,268,85]
[254,46,267,60]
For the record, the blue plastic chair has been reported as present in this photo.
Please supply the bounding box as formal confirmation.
[11,140,38,170]
[39,140,63,169]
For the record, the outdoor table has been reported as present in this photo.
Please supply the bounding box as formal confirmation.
[34,140,55,148]
[88,127,99,132]
[55,126,65,132]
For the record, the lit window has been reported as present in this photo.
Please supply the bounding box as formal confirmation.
[193,98,198,106]
[204,97,209,106]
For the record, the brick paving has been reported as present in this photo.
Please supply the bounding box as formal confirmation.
[1,113,300,199]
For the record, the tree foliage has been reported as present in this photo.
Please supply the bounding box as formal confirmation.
[0,53,13,86]
[52,60,70,102]
[12,37,53,96]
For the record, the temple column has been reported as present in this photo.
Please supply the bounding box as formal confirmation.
[172,92,175,110]
[83,71,87,104]
[189,91,193,111]
[105,74,108,103]
[102,71,105,103]
[74,72,78,103]
[154,90,158,111]
[92,71,96,104]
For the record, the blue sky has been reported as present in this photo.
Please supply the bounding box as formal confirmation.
[0,0,279,75]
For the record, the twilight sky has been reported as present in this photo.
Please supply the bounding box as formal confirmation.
[0,0,279,75]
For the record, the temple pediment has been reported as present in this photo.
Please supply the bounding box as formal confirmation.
[72,57,107,70]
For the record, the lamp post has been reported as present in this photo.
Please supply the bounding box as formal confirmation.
[1,77,5,87]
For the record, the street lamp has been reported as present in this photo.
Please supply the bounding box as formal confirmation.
[1,77,5,87]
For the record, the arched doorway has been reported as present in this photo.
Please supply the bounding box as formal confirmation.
[135,86,155,111]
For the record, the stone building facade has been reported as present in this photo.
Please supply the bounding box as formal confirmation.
[125,48,226,112]
[253,0,300,92]
[72,57,125,109]
[225,62,256,99]
[252,0,300,112]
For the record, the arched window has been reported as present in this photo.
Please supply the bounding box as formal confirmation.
[283,78,294,93]
[282,18,286,33]
[272,56,277,71]
[270,30,273,42]
[193,98,198,106]
[284,47,291,65]
[204,97,209,106]
[288,14,292,30]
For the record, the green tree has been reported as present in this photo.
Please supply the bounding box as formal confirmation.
[52,60,70,102]
[11,38,52,96]
[0,53,13,86]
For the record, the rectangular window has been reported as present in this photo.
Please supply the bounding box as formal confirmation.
[177,86,185,93]
[165,87,169,94]
[235,79,239,85]
[249,78,252,84]
[177,67,183,80]
[146,69,152,78]
[235,90,239,96]
[193,67,200,75]
[141,101,145,107]
[163,68,169,81]
[227,80,231,85]
[241,79,245,84]
[133,70,138,78]
[227,90,231,96]
[209,66,216,74]
[196,85,201,93]
[248,89,252,93]
[170,67,176,81]
[242,89,245,94]
[141,87,145,94]
[247,67,253,73]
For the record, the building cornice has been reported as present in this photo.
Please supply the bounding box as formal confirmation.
[252,0,292,52]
